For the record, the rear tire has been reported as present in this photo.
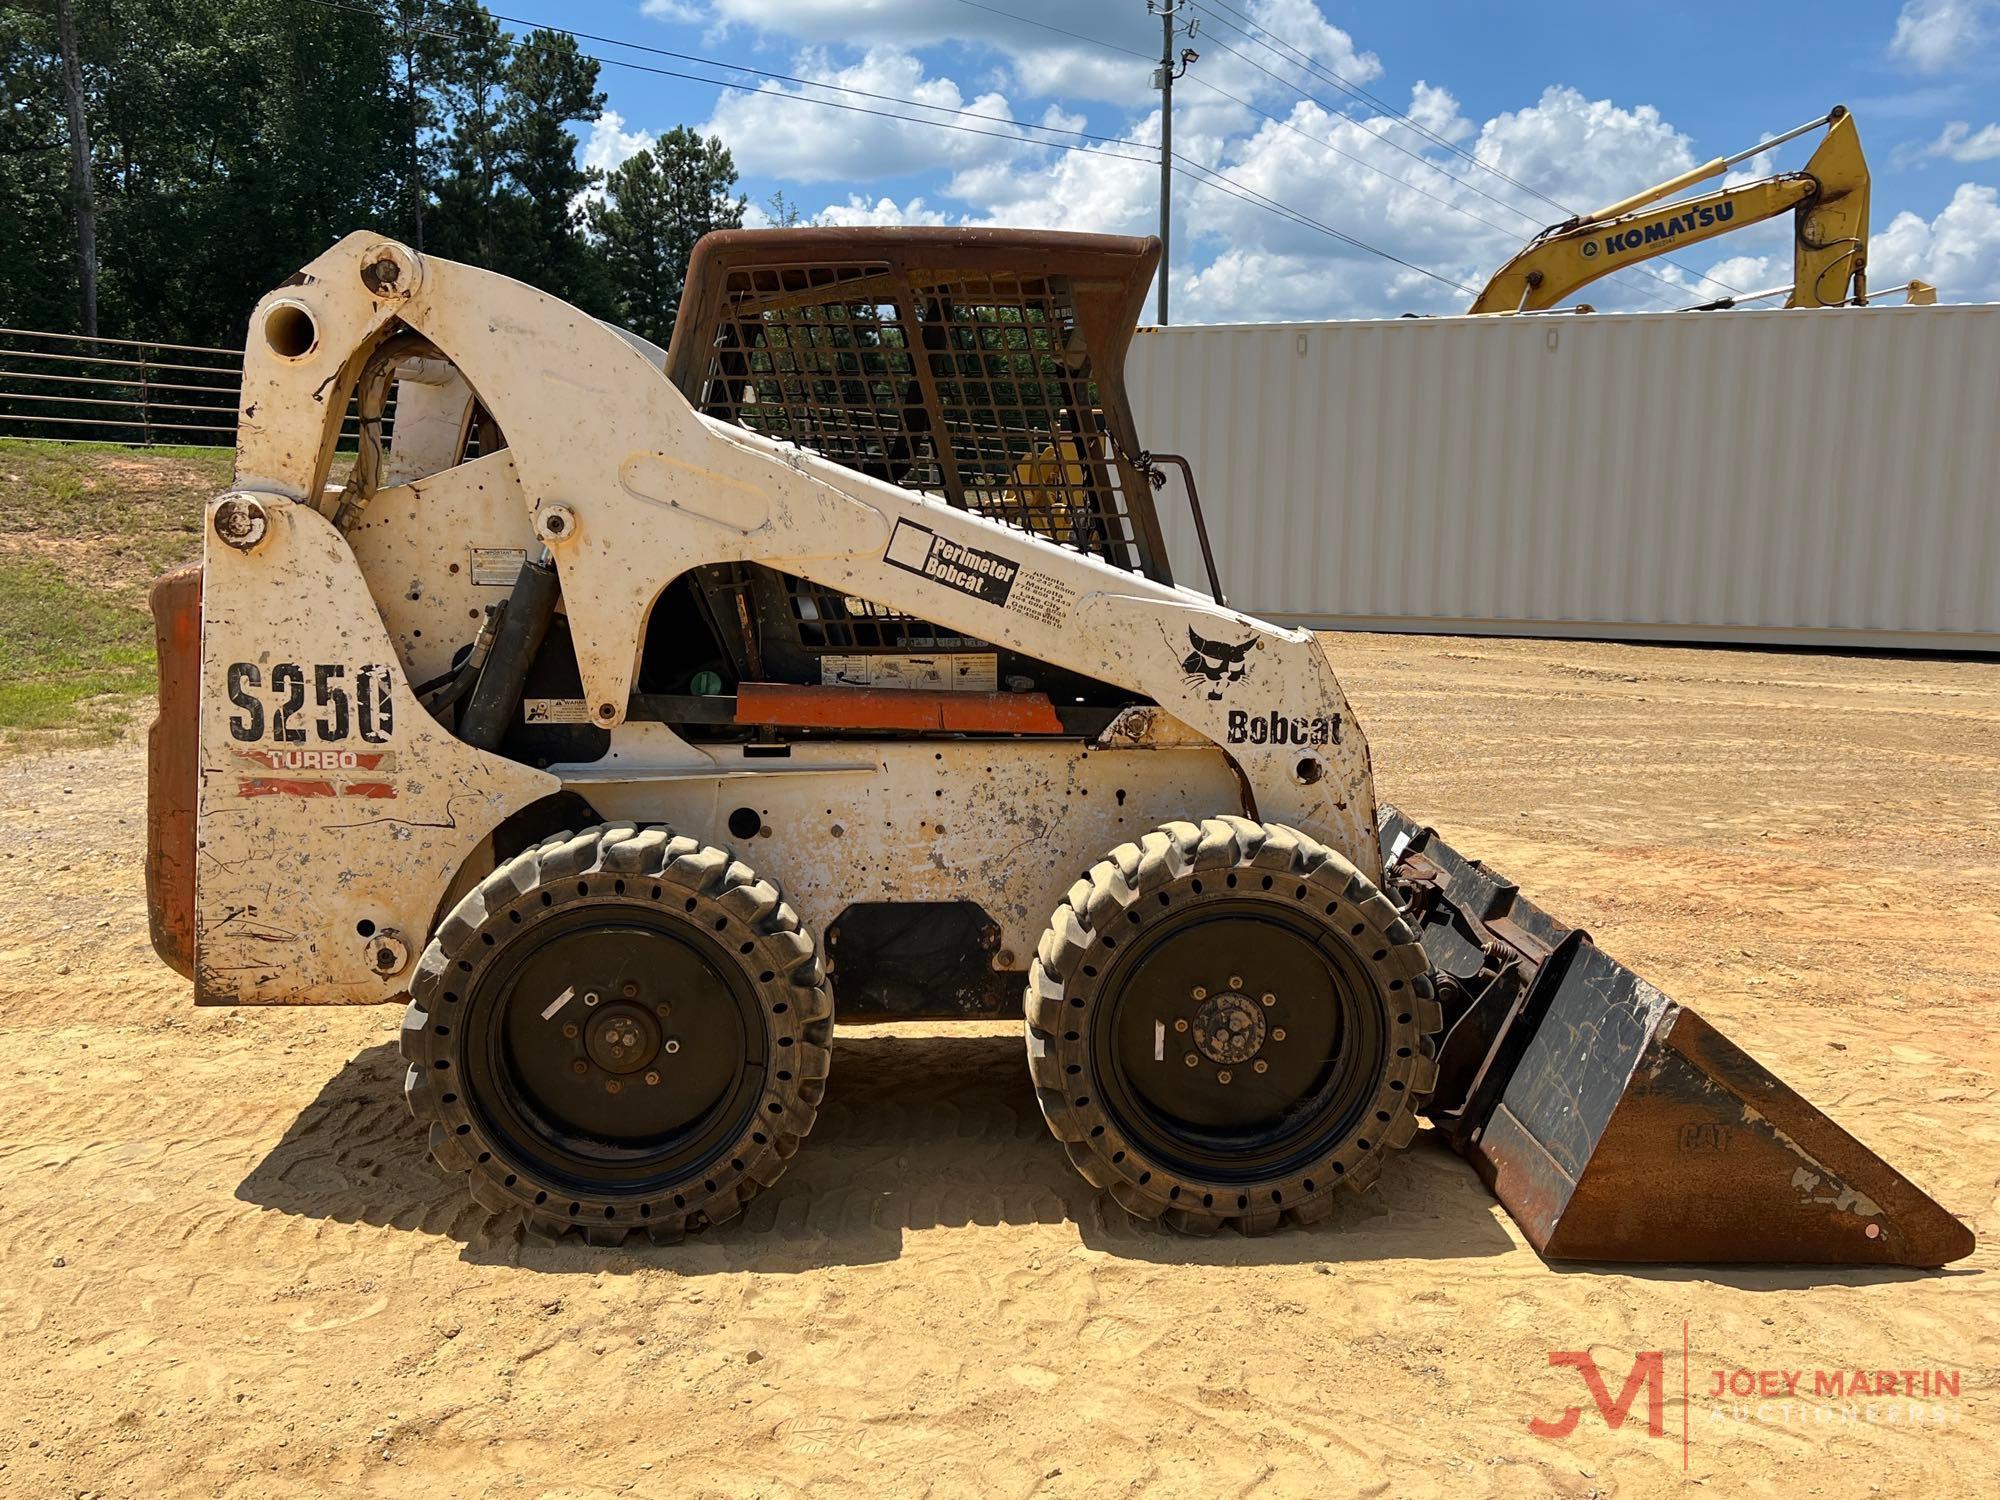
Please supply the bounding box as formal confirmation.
[1025,817,1440,1233]
[401,822,832,1244]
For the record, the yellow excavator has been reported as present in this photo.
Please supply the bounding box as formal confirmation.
[1470,105,1933,314]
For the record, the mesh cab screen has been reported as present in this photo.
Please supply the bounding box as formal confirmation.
[663,229,1166,664]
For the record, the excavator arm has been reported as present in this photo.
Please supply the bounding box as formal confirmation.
[1470,107,1870,314]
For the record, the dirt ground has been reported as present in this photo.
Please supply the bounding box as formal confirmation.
[1,633,1995,1498]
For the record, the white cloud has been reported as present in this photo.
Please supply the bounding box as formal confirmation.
[601,7,1997,321]
[1889,0,1999,71]
[706,0,1377,107]
[1697,252,1786,301]
[639,0,704,21]
[702,48,1029,182]
[573,111,655,213]
[1871,182,2000,300]
[580,110,655,178]
[1471,87,1694,216]
[725,77,1756,321]
[1920,119,2000,161]
[809,194,951,226]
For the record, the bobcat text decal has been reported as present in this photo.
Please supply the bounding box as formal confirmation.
[1226,709,1342,747]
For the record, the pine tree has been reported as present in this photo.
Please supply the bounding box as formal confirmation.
[489,28,607,311]
[588,129,746,347]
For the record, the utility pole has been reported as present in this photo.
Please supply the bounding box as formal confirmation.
[55,0,96,336]
[1149,3,1198,325]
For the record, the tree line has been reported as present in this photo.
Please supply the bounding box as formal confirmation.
[1,0,750,351]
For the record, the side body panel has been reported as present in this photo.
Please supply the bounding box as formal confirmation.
[194,498,555,1003]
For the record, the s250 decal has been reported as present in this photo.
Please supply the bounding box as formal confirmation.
[226,662,395,745]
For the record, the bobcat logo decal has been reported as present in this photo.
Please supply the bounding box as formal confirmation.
[1182,627,1255,701]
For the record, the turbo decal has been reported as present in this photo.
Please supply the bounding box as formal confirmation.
[233,748,397,772]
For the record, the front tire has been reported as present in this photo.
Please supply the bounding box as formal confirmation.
[1026,817,1440,1233]
[401,822,832,1244]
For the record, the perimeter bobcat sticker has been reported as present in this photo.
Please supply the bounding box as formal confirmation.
[884,520,1018,606]
[1182,627,1256,700]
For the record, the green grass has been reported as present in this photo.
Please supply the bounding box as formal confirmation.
[0,439,230,747]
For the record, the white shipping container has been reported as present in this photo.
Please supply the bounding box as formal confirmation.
[1124,305,2000,651]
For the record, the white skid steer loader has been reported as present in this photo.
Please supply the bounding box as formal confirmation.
[144,229,1971,1264]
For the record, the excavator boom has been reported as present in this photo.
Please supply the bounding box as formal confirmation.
[1470,107,1871,314]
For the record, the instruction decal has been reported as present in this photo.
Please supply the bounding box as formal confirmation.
[822,653,999,692]
[884,520,1018,606]
[1009,568,1074,628]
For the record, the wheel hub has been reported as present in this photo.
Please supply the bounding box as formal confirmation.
[1192,991,1267,1063]
[585,1003,662,1075]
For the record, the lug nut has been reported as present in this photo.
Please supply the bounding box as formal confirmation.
[606,1080,621,1095]
[1254,1060,1269,1074]
[1217,1070,1233,1085]
[622,981,640,999]
[1260,992,1276,1007]
[1272,1028,1286,1042]
[644,1071,660,1086]
[656,1003,672,1018]
[562,1022,578,1039]
[583,992,600,1007]
[571,1060,587,1075]
[1184,1053,1199,1067]
[1192,986,1208,1001]
[664,1039,682,1054]
[1173,1018,1189,1033]
[1228,975,1243,989]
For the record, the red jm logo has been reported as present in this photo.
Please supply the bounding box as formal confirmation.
[1530,1351,1667,1439]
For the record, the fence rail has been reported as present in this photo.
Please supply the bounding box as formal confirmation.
[0,326,392,448]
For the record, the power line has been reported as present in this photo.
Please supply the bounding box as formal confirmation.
[946,0,1154,61]
[1192,29,1547,226]
[488,10,1157,153]
[1189,0,1744,298]
[1182,75,1535,242]
[1171,155,1480,295]
[310,0,1152,153]
[1193,0,1571,213]
[1183,72,1684,311]
[298,0,1481,300]
[1190,29,1703,307]
[301,0,1158,160]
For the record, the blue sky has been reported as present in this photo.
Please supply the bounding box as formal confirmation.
[531,0,2000,320]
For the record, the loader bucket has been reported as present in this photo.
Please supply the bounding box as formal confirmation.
[1379,809,1974,1268]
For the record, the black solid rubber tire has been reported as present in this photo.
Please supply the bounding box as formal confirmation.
[401,822,832,1244]
[1025,816,1441,1234]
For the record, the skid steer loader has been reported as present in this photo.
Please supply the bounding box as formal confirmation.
[145,228,1972,1264]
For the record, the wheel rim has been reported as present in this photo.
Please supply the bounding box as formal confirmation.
[1089,894,1386,1184]
[462,900,768,1197]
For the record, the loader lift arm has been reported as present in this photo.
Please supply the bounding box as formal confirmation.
[1470,106,1871,314]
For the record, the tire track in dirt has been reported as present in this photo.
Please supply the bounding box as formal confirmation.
[3,640,1998,1498]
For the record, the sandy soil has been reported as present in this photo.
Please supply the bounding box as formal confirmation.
[1,633,1995,1498]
